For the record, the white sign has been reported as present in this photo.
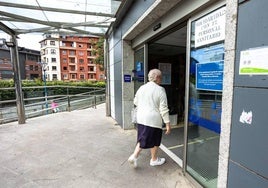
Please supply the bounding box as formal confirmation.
[195,7,226,48]
[239,46,268,75]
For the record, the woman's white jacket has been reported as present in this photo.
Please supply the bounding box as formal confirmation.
[134,81,170,129]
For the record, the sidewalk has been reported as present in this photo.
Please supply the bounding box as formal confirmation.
[0,104,195,188]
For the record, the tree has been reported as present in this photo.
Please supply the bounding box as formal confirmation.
[92,37,104,71]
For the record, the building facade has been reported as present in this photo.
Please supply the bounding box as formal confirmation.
[106,0,268,187]
[0,39,41,80]
[40,34,104,81]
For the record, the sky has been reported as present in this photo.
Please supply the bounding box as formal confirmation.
[0,33,43,51]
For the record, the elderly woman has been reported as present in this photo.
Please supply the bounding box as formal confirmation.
[128,69,171,168]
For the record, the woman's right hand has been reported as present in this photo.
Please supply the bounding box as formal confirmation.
[165,123,171,135]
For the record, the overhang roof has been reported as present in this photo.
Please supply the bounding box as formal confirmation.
[0,0,122,37]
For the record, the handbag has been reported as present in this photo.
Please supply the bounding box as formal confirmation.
[131,107,137,123]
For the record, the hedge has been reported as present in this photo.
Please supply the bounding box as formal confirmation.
[0,79,106,88]
[0,79,106,101]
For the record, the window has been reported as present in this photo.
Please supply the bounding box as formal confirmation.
[51,49,56,54]
[51,58,56,62]
[69,58,75,63]
[79,51,84,56]
[63,66,67,70]
[79,59,84,64]
[71,74,76,79]
[63,74,68,79]
[52,74,57,80]
[29,65,34,70]
[79,67,84,71]
[50,41,55,45]
[63,58,67,63]
[89,67,94,71]
[80,74,85,79]
[27,54,38,61]
[87,51,92,56]
[52,66,57,71]
[78,44,83,48]
[88,58,93,64]
[62,50,67,55]
[69,66,75,71]
[69,50,76,55]
[35,66,39,71]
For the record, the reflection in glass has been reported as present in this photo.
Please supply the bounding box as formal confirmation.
[186,20,224,188]
[134,48,145,93]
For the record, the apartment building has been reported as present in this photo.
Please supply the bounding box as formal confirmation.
[0,39,41,80]
[40,34,104,81]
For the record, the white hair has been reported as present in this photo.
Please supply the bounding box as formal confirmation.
[148,69,162,82]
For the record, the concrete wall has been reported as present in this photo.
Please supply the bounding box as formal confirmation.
[217,0,238,187]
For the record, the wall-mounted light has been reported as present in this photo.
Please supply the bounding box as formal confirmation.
[153,23,161,31]
[5,41,15,47]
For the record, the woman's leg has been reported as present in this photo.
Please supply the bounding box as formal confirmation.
[133,142,142,158]
[150,146,158,161]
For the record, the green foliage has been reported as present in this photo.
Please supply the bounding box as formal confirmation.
[0,79,14,87]
[0,79,106,88]
[0,80,106,101]
[93,37,104,71]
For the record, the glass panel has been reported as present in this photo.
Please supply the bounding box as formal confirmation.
[134,47,145,93]
[186,14,225,187]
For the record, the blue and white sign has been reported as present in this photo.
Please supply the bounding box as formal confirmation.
[196,61,224,91]
[124,74,131,82]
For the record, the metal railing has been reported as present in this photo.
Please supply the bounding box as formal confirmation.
[0,86,106,124]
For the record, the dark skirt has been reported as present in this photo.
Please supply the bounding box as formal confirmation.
[137,124,163,149]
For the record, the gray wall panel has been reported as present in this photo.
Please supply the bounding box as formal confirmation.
[230,87,268,178]
[114,60,122,125]
[114,41,122,65]
[234,0,268,87]
[228,161,268,188]
[229,0,268,184]
[113,29,122,47]
[112,36,123,125]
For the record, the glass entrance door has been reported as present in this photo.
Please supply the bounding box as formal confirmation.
[134,47,145,93]
[185,6,226,188]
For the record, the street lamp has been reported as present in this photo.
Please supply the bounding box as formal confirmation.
[38,61,48,114]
